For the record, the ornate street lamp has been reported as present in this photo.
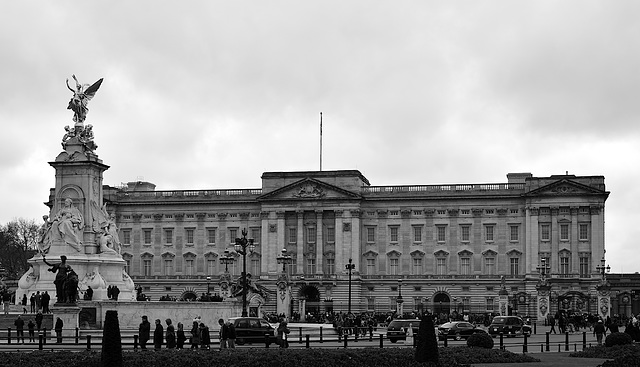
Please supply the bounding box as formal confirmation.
[536,258,551,283]
[220,249,235,273]
[345,258,355,314]
[234,228,255,317]
[276,248,293,273]
[596,256,611,281]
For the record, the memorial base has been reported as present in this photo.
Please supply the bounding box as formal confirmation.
[52,304,81,338]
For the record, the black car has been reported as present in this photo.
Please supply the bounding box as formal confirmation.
[437,321,487,341]
[229,317,278,345]
[386,319,420,343]
[488,316,532,337]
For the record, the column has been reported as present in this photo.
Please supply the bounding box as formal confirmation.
[335,210,345,272]
[350,209,361,272]
[275,211,286,274]
[316,210,323,275]
[296,211,304,274]
[525,206,539,275]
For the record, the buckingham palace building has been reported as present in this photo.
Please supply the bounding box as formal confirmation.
[94,169,614,320]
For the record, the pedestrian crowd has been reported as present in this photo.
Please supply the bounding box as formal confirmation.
[138,315,237,350]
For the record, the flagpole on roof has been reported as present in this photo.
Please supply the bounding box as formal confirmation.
[320,112,323,171]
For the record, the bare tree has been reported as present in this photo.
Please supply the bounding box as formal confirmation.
[0,218,39,279]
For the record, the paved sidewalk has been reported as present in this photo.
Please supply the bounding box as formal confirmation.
[471,352,611,367]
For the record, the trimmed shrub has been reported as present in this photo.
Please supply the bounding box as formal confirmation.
[466,333,494,349]
[415,315,439,365]
[101,310,122,367]
[605,332,633,347]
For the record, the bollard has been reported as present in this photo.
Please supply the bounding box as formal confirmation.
[354,328,358,342]
[319,327,323,343]
[540,343,543,352]
[499,332,504,350]
[574,343,577,351]
[379,333,383,348]
[134,335,139,350]
[305,334,310,348]
[264,334,270,348]
[369,328,373,342]
[75,327,79,344]
[565,332,569,351]
[338,328,342,342]
[343,333,348,348]
[38,333,43,350]
[86,334,92,350]
[443,336,448,347]
[558,344,561,352]
[534,323,537,335]
[582,332,587,350]
[545,332,550,351]
[43,328,47,345]
[7,327,11,344]
[523,334,528,353]
[299,327,302,343]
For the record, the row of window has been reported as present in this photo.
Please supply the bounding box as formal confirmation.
[121,228,262,246]
[365,297,497,311]
[540,223,590,241]
[364,224,521,243]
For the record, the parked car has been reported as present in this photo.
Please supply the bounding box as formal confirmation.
[437,321,487,341]
[386,319,420,343]
[228,317,278,345]
[488,316,532,337]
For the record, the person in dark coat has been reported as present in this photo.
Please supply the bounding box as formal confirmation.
[153,319,163,350]
[190,321,200,349]
[35,311,43,331]
[14,315,25,344]
[138,315,151,349]
[218,318,228,349]
[41,291,51,313]
[199,323,210,349]
[54,317,63,343]
[165,319,176,349]
[226,320,236,348]
[27,319,36,343]
[176,322,186,349]
[593,319,606,345]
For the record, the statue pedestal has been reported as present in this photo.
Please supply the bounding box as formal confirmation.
[52,304,81,339]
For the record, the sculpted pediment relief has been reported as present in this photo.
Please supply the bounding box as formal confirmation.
[257,178,361,201]
[525,179,605,197]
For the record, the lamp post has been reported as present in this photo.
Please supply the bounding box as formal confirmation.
[345,258,355,314]
[596,256,611,281]
[536,258,551,283]
[396,279,404,316]
[276,248,293,273]
[234,228,255,317]
[220,249,235,273]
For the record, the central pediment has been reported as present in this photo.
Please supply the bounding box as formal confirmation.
[257,178,362,201]
[524,179,607,197]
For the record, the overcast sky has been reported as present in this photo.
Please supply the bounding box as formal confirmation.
[1,1,638,272]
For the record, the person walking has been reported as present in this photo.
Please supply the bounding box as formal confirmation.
[54,317,63,344]
[548,313,557,334]
[27,319,36,343]
[165,319,176,349]
[153,319,163,350]
[199,323,210,349]
[138,315,151,350]
[594,319,607,345]
[218,318,228,349]
[14,315,25,344]
[176,322,186,349]
[276,319,290,348]
[226,320,236,348]
[190,321,200,349]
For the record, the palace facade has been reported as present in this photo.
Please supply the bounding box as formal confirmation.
[91,170,618,319]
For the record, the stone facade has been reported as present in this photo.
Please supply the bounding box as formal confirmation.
[93,170,611,320]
